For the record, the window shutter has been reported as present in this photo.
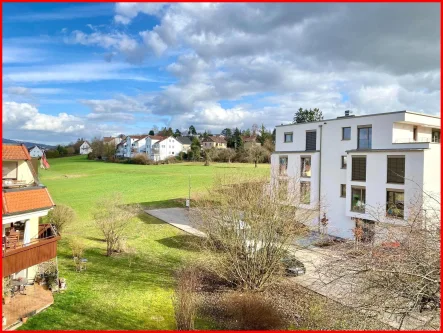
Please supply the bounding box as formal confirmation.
[387,157,405,184]
[352,156,366,181]
[305,131,317,150]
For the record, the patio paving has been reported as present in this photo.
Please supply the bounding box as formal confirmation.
[145,208,206,237]
[2,284,53,330]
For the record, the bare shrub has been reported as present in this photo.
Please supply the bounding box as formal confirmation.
[47,204,76,233]
[191,172,316,290]
[131,153,150,165]
[93,193,140,256]
[247,145,269,167]
[222,292,286,329]
[318,193,441,330]
[173,265,200,330]
[69,238,86,258]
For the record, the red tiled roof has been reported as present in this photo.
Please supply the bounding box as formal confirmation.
[2,188,55,215]
[243,136,257,142]
[149,135,166,140]
[2,144,32,161]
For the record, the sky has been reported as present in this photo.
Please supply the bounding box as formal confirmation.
[2,2,441,145]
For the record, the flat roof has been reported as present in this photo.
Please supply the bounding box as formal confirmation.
[276,110,440,128]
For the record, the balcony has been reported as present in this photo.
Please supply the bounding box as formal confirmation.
[2,179,34,189]
[2,224,60,277]
[393,137,440,144]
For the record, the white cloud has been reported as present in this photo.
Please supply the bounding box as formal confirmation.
[2,46,45,64]
[3,61,153,83]
[114,3,166,24]
[6,86,66,95]
[3,102,85,133]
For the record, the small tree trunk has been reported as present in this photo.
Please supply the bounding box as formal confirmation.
[255,160,257,168]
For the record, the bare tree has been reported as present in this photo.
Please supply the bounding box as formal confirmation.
[248,145,269,167]
[47,204,76,233]
[93,193,140,256]
[317,193,441,330]
[191,171,317,290]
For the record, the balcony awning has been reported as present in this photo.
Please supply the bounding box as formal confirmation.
[2,187,55,216]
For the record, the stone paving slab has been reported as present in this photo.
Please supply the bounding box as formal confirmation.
[145,207,206,237]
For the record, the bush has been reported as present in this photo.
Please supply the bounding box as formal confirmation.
[173,265,200,330]
[45,150,60,158]
[47,204,76,233]
[222,292,287,329]
[131,153,150,165]
[69,238,86,258]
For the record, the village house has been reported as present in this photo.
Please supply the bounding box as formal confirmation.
[2,144,61,329]
[79,141,92,155]
[271,110,441,241]
[28,146,45,158]
[151,136,184,161]
[175,136,192,152]
[243,136,260,149]
[103,136,123,147]
[125,135,149,158]
[202,136,227,149]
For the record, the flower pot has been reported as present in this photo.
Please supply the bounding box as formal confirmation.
[21,317,28,324]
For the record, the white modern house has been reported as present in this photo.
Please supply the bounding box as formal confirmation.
[271,110,441,241]
[79,141,92,155]
[125,135,148,158]
[151,136,184,161]
[28,146,45,158]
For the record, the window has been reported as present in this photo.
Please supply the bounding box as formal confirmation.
[284,132,293,143]
[387,190,404,218]
[355,219,375,243]
[351,187,366,212]
[413,126,418,141]
[300,182,311,204]
[279,156,288,175]
[341,155,347,169]
[342,127,351,140]
[387,156,405,184]
[305,131,316,150]
[340,184,346,197]
[358,126,372,149]
[301,156,311,177]
[432,129,440,143]
[2,161,18,179]
[352,156,366,181]
[278,179,288,201]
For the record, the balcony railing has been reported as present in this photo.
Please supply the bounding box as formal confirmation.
[2,224,60,277]
[2,179,34,189]
[394,137,440,144]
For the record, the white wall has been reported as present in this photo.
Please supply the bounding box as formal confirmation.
[273,111,440,239]
[29,147,43,158]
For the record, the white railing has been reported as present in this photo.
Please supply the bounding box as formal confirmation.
[393,137,440,144]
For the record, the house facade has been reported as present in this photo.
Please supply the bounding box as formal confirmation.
[125,135,148,158]
[2,144,60,280]
[79,141,92,155]
[176,136,192,152]
[151,136,183,161]
[271,110,441,240]
[28,146,45,158]
[103,136,123,147]
[243,136,260,149]
[202,136,227,149]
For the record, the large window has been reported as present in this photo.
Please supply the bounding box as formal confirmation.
[351,187,366,213]
[358,126,372,149]
[432,129,440,143]
[355,219,375,243]
[279,156,288,175]
[300,182,311,204]
[301,156,311,177]
[352,156,366,181]
[284,132,293,143]
[387,156,405,184]
[341,155,347,169]
[387,190,404,218]
[2,161,17,179]
[305,131,317,151]
[342,127,351,140]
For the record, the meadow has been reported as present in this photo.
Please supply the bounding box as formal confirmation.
[19,155,269,330]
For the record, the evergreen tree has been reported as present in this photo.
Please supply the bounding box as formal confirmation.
[174,129,181,137]
[149,130,155,136]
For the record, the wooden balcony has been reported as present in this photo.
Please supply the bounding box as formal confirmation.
[2,225,60,277]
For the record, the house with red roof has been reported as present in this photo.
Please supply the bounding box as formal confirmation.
[2,144,61,327]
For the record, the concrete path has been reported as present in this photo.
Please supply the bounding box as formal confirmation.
[145,207,206,237]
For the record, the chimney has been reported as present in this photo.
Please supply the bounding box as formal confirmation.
[345,110,350,117]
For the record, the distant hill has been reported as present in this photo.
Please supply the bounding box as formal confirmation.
[2,138,56,150]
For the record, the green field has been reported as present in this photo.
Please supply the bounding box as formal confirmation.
[19,155,269,330]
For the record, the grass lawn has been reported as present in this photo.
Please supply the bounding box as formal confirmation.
[19,155,269,330]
